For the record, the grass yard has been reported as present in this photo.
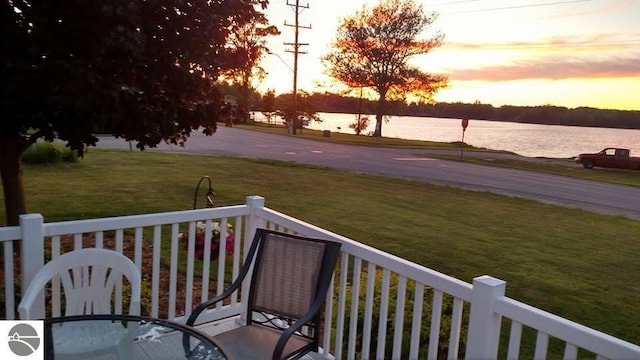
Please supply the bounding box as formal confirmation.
[2,149,640,348]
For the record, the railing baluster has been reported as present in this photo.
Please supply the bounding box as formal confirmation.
[428,289,443,360]
[348,257,362,359]
[200,220,211,303]
[392,275,407,359]
[564,342,578,360]
[376,269,391,358]
[73,233,82,250]
[507,320,523,359]
[168,223,179,319]
[447,297,464,359]
[151,225,162,318]
[534,331,550,359]
[322,272,336,357]
[230,216,242,305]
[185,221,196,316]
[115,229,123,252]
[334,252,349,360]
[361,262,377,359]
[95,231,103,248]
[217,218,228,309]
[115,229,124,314]
[409,282,424,359]
[134,227,143,270]
[51,236,61,317]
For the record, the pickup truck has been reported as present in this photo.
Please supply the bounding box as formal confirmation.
[575,148,640,170]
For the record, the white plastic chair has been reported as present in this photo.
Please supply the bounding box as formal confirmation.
[18,248,141,359]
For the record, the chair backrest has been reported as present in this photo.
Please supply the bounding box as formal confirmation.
[247,229,341,329]
[18,248,141,319]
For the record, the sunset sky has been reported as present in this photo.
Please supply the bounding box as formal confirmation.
[258,0,640,111]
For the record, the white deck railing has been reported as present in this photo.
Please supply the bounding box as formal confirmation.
[1,195,639,359]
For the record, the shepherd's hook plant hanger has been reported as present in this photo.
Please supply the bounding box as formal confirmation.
[193,176,215,209]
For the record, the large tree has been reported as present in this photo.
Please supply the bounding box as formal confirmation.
[275,91,321,127]
[322,0,447,137]
[222,13,280,123]
[1,0,269,225]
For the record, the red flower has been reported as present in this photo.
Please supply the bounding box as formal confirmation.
[183,222,234,261]
[225,234,235,255]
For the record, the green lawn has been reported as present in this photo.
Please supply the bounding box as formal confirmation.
[3,149,640,348]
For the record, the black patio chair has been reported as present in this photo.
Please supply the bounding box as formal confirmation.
[185,228,342,360]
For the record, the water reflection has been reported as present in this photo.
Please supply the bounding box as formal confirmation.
[255,112,640,158]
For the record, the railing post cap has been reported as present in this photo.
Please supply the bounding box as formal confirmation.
[246,195,264,203]
[19,213,43,221]
[473,275,506,287]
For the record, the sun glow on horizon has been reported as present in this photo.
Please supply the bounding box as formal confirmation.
[259,0,640,111]
[432,77,640,111]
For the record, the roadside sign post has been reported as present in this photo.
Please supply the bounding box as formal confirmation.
[461,115,469,159]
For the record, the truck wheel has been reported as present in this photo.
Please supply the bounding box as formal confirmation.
[582,160,594,169]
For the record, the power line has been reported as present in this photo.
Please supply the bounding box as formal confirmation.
[445,40,640,50]
[431,0,484,5]
[447,39,640,50]
[438,0,591,14]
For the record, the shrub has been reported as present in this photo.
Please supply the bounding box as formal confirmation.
[349,115,370,135]
[22,142,78,164]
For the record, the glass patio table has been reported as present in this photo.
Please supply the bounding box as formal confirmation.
[44,314,226,359]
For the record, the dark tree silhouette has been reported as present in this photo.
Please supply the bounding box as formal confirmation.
[260,90,278,124]
[323,0,447,137]
[1,0,269,225]
[275,91,322,128]
[222,13,280,123]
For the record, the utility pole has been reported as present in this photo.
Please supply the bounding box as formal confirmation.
[284,0,310,135]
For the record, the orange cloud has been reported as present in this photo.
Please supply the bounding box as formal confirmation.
[443,34,640,52]
[446,55,640,81]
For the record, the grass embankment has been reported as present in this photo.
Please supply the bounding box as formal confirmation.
[235,122,478,149]
[3,149,639,348]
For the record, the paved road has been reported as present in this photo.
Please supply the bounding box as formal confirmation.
[96,127,640,220]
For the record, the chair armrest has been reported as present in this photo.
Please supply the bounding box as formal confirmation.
[182,286,241,357]
[185,289,233,326]
[17,297,36,320]
[18,277,46,319]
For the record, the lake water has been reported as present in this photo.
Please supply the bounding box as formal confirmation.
[254,112,640,159]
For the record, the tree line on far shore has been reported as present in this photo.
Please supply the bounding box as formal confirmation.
[247,91,640,130]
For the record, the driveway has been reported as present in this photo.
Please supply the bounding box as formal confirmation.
[96,127,640,220]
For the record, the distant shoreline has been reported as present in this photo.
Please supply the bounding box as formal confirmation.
[254,92,640,130]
